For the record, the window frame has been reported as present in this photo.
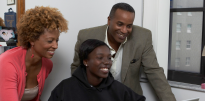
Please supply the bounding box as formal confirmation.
[187,24,192,33]
[188,12,192,16]
[185,57,191,66]
[168,1,205,85]
[186,40,191,49]
[176,23,182,33]
[175,58,180,67]
[176,40,181,50]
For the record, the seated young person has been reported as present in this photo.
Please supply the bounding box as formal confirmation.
[48,39,145,101]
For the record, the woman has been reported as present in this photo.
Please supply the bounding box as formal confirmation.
[0,17,5,27]
[49,39,145,101]
[0,6,68,101]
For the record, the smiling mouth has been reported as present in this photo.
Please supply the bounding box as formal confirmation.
[48,51,55,55]
[100,68,109,73]
[118,33,126,39]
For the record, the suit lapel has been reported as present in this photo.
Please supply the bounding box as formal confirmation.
[121,35,135,83]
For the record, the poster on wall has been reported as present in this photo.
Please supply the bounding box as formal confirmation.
[7,0,15,5]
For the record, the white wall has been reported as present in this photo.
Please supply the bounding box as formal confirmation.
[0,0,16,21]
[143,0,170,77]
[25,0,143,100]
[141,0,170,100]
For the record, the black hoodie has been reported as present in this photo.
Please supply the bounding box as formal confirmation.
[48,66,146,101]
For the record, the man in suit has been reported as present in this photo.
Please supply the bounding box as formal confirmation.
[71,3,176,101]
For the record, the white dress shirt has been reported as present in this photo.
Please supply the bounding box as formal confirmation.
[104,27,127,82]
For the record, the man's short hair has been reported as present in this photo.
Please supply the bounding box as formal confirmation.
[109,3,135,18]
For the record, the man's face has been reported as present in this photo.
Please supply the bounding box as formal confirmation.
[107,9,135,44]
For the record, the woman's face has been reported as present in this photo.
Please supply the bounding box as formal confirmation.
[31,29,60,59]
[85,45,112,79]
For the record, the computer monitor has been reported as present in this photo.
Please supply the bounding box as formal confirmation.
[182,97,199,101]
[0,26,17,46]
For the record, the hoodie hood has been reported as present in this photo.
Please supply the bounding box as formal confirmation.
[72,66,114,90]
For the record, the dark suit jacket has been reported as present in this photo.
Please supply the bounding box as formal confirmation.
[71,25,176,101]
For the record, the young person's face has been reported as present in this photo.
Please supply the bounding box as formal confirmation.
[84,45,112,79]
[107,9,135,44]
[31,29,60,59]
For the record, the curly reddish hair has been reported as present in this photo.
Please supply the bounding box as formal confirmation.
[0,17,5,27]
[17,6,68,49]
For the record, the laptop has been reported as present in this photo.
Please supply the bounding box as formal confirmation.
[182,97,199,101]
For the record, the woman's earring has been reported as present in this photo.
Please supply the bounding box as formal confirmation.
[85,64,87,66]
[31,45,34,58]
